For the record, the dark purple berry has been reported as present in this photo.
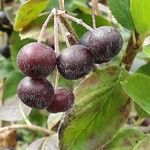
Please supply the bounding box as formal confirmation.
[88,26,123,63]
[80,31,91,47]
[80,31,104,64]
[17,42,57,78]
[1,46,10,58]
[140,119,150,127]
[80,31,108,64]
[47,88,75,113]
[4,0,14,3]
[57,45,94,80]
[0,11,11,26]
[17,77,54,109]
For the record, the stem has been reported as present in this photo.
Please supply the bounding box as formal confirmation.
[0,124,51,135]
[91,14,96,29]
[38,11,54,43]
[60,17,79,43]
[54,9,60,89]
[122,33,143,71]
[57,17,70,47]
[0,79,4,127]
[59,12,93,31]
[58,0,65,11]
[18,101,32,126]
[125,125,150,134]
[91,0,99,29]
[58,0,78,43]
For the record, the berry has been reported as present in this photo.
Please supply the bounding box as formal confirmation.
[57,45,94,80]
[80,31,91,47]
[47,88,75,113]
[0,11,11,27]
[17,77,54,109]
[80,31,107,64]
[140,119,150,127]
[17,42,57,78]
[88,26,123,63]
[0,46,10,58]
[4,0,14,3]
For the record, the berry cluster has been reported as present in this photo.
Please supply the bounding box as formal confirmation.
[17,42,74,113]
[17,26,123,113]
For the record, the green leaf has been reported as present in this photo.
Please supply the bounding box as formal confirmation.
[0,56,14,78]
[2,70,24,100]
[60,66,131,150]
[68,0,90,13]
[136,63,150,77]
[19,14,53,40]
[14,0,48,31]
[36,0,89,13]
[132,136,150,150]
[107,0,134,30]
[29,109,47,126]
[134,103,150,118]
[10,32,35,69]
[130,0,150,36]
[105,128,146,150]
[143,44,150,57]
[122,74,150,115]
[73,1,91,14]
[72,13,111,38]
[59,76,75,90]
[134,64,150,117]
[45,0,58,11]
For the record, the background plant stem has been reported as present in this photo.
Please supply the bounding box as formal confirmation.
[0,124,51,136]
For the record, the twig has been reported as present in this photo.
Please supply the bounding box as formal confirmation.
[0,124,51,135]
[91,14,96,29]
[59,12,94,31]
[58,0,74,44]
[38,11,54,43]
[122,33,144,71]
[60,17,79,43]
[18,101,32,126]
[125,125,150,134]
[54,10,59,54]
[54,9,60,89]
[91,0,99,15]
[58,0,65,11]
[0,79,5,127]
[57,17,70,47]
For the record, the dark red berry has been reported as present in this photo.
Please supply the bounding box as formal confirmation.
[17,77,54,109]
[80,31,108,64]
[57,45,94,80]
[1,46,10,58]
[0,11,11,26]
[47,88,75,113]
[88,26,123,63]
[17,42,57,78]
[140,119,150,127]
[4,0,14,3]
[80,31,91,47]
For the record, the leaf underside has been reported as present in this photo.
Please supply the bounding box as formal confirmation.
[59,66,131,150]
